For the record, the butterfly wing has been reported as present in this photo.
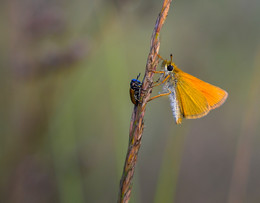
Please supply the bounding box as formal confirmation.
[175,75,211,119]
[176,68,228,110]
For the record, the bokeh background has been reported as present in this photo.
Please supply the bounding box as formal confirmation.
[1,0,260,202]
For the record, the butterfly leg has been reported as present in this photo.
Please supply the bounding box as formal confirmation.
[157,54,165,61]
[147,88,172,102]
[151,70,165,74]
[145,70,165,89]
[151,74,170,88]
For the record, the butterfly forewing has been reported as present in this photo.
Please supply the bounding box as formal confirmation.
[178,70,228,110]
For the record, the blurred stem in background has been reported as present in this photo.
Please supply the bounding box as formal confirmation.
[154,127,188,203]
[227,46,260,203]
[1,0,87,202]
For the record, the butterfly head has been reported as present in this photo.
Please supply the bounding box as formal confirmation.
[164,54,176,73]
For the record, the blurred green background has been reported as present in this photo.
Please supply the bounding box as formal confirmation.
[1,0,260,202]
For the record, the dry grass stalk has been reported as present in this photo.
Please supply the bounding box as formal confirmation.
[118,1,172,202]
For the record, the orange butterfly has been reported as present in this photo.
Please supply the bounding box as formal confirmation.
[150,54,228,124]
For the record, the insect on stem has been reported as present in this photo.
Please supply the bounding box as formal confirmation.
[117,1,173,203]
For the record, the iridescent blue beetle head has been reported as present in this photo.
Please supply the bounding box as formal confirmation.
[130,73,141,89]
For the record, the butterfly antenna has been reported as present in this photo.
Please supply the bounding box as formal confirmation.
[170,54,173,63]
[137,73,141,79]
